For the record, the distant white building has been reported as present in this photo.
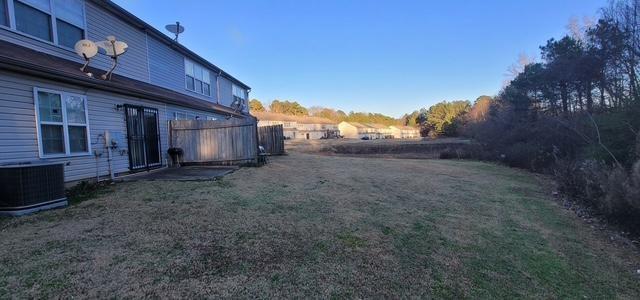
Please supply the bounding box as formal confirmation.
[338,122,386,139]
[338,122,420,139]
[253,112,339,140]
[366,123,394,139]
[389,125,421,139]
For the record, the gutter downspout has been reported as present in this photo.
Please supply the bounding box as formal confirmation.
[216,70,222,104]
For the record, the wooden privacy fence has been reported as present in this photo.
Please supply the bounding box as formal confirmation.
[258,125,285,155]
[170,118,258,165]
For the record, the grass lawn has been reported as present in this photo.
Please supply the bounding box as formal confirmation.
[0,153,638,298]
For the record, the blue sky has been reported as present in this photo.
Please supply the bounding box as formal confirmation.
[114,0,605,117]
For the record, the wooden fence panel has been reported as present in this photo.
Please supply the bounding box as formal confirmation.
[258,125,285,155]
[170,118,258,164]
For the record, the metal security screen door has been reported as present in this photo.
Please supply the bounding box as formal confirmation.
[124,105,161,171]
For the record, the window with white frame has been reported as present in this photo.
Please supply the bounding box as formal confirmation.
[35,88,90,156]
[10,0,85,48]
[184,59,211,96]
[232,84,246,102]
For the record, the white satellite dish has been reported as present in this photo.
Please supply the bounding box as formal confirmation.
[97,40,128,57]
[74,40,98,75]
[75,39,98,58]
[165,21,185,42]
[96,36,129,80]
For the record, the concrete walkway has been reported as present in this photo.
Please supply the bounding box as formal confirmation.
[120,166,239,181]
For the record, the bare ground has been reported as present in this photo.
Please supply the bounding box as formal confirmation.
[0,152,639,298]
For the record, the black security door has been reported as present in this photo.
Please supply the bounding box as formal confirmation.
[124,105,161,171]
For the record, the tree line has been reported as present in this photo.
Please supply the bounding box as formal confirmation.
[450,0,640,234]
[249,99,401,126]
[335,0,640,234]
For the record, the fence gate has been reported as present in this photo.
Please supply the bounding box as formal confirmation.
[258,124,285,155]
[124,105,161,171]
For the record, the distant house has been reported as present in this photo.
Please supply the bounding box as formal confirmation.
[338,122,375,139]
[254,112,339,139]
[366,123,394,139]
[389,126,421,139]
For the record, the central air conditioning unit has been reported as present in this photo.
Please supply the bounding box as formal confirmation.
[0,162,67,216]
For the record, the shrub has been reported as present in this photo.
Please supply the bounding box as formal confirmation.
[554,158,640,234]
[602,161,640,232]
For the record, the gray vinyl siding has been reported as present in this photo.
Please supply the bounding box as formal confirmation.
[218,76,233,107]
[0,22,83,65]
[85,2,150,82]
[147,36,219,103]
[0,70,224,182]
[0,0,247,106]
[147,36,184,92]
[165,105,225,121]
[217,76,250,113]
[0,1,150,83]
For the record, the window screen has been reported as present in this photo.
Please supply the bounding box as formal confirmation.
[56,19,83,48]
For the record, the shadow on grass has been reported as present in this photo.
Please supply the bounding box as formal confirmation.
[65,181,114,205]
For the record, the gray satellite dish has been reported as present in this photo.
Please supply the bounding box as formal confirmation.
[96,36,129,80]
[165,22,185,42]
[74,39,98,75]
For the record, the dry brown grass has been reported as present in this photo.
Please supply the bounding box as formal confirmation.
[0,152,638,298]
[286,137,470,158]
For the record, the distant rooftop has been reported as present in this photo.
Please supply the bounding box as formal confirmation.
[390,125,420,131]
[252,112,336,124]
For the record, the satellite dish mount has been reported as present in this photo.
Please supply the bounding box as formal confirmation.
[230,97,246,114]
[165,21,185,42]
[74,40,98,76]
[97,36,129,80]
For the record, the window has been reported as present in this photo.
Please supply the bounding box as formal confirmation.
[185,59,211,96]
[173,112,187,120]
[232,84,246,101]
[15,0,52,41]
[54,0,83,48]
[173,111,197,120]
[35,88,90,156]
[232,84,247,110]
[12,0,85,47]
[56,18,82,48]
[0,0,8,26]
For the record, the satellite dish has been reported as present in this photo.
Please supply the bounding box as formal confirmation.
[97,39,128,57]
[74,40,98,59]
[165,21,185,42]
[74,40,98,75]
[96,36,129,80]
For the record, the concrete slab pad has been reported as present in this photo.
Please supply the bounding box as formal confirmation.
[120,166,238,182]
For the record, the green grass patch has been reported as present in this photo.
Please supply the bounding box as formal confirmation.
[65,181,113,205]
[337,232,367,249]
